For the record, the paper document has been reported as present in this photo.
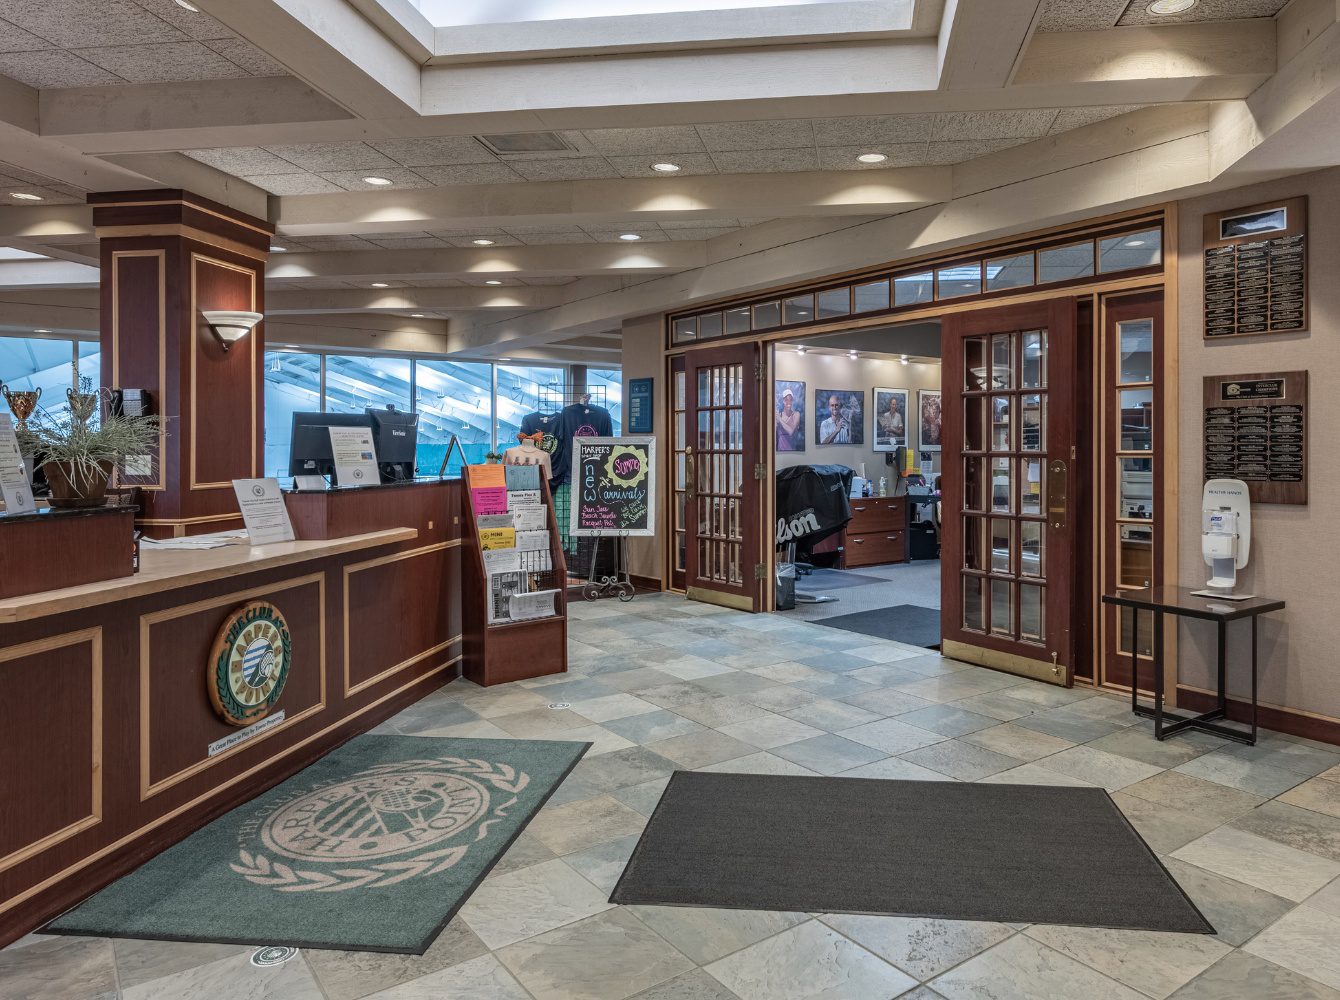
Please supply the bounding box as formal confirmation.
[509,589,559,621]
[327,426,380,486]
[0,414,35,515]
[232,478,296,544]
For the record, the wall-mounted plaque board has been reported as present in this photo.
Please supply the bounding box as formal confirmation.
[1202,196,1307,339]
[1203,370,1307,505]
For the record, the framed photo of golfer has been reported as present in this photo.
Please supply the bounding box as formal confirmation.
[918,389,943,452]
[816,389,864,446]
[872,388,909,452]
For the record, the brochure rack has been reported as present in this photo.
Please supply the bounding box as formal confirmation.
[461,463,569,686]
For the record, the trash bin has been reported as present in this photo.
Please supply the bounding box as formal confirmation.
[775,561,797,611]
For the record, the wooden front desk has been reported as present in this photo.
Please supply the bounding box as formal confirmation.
[0,479,464,947]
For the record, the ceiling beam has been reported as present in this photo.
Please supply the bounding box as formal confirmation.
[0,205,94,243]
[266,287,567,314]
[274,166,949,236]
[0,258,99,289]
[267,244,705,281]
[937,0,1043,91]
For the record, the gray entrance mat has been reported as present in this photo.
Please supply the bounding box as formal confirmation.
[610,772,1212,934]
[814,603,941,647]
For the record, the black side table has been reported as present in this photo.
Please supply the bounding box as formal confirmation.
[1101,586,1285,746]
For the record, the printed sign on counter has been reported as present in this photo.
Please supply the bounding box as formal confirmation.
[0,414,36,515]
[570,436,656,537]
[327,426,380,487]
[232,478,296,544]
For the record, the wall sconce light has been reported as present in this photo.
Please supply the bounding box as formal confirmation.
[202,311,263,351]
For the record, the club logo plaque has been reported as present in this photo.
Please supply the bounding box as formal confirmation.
[208,601,292,726]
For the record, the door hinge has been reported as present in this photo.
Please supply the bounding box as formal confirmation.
[754,563,768,581]
[754,361,767,382]
[754,462,768,480]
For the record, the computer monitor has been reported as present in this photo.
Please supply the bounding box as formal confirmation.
[288,411,373,484]
[366,405,418,482]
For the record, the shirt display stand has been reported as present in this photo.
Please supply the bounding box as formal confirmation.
[461,463,569,686]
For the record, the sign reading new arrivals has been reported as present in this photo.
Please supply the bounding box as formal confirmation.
[570,436,656,537]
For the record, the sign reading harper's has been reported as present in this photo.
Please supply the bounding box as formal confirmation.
[570,436,656,537]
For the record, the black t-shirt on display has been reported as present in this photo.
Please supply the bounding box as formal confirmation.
[549,403,613,487]
[518,411,561,473]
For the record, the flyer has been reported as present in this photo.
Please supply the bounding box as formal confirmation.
[0,414,35,515]
[232,478,296,544]
[479,526,516,550]
[327,426,380,486]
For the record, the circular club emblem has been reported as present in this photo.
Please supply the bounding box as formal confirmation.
[208,601,292,726]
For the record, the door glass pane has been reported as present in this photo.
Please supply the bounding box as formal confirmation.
[697,371,710,407]
[698,312,724,339]
[1120,389,1154,450]
[990,518,1012,573]
[1020,585,1044,642]
[1120,457,1154,519]
[1021,393,1044,451]
[817,288,850,319]
[712,410,725,448]
[964,397,987,452]
[753,301,780,328]
[990,579,1013,637]
[991,458,1012,512]
[964,457,987,512]
[1021,459,1044,515]
[1038,241,1095,282]
[986,253,1033,291]
[697,410,709,449]
[963,516,985,570]
[783,294,814,324]
[990,396,1012,451]
[724,306,751,334]
[937,263,981,299]
[1120,524,1154,588]
[1120,607,1154,657]
[1099,229,1162,272]
[1020,521,1044,577]
[1118,318,1154,383]
[1022,330,1046,388]
[853,280,890,312]
[963,577,985,631]
[990,334,1013,389]
[965,337,987,391]
[894,272,934,306]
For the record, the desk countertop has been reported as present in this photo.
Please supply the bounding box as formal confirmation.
[0,527,417,625]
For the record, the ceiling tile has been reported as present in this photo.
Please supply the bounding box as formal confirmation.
[318,168,435,192]
[406,276,467,287]
[664,227,740,241]
[520,276,579,286]
[816,144,934,170]
[515,232,596,245]
[582,126,706,155]
[696,119,815,152]
[366,237,450,249]
[76,41,250,83]
[1118,0,1289,25]
[492,130,597,159]
[204,37,287,76]
[439,234,524,247]
[265,142,399,172]
[812,114,933,147]
[133,0,237,40]
[507,157,620,181]
[1035,0,1126,31]
[185,146,305,175]
[659,217,740,229]
[711,148,819,173]
[294,237,379,251]
[245,173,345,196]
[932,109,1059,140]
[501,224,587,235]
[580,228,669,242]
[3,0,186,47]
[267,240,313,252]
[0,49,122,86]
[607,152,718,178]
[411,163,524,186]
[1049,104,1145,133]
[922,138,1030,164]
[370,136,497,167]
[0,17,53,52]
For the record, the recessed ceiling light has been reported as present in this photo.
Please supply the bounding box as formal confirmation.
[651,162,681,173]
[498,357,512,362]
[270,245,287,252]
[9,192,42,201]
[795,346,807,355]
[619,233,641,241]
[857,152,888,164]
[900,355,910,366]
[1127,239,1146,247]
[371,282,390,288]
[35,328,51,333]
[411,313,426,318]
[484,279,503,285]
[174,0,200,10]
[472,238,495,246]
[1147,0,1196,13]
[362,176,393,186]
[848,351,859,360]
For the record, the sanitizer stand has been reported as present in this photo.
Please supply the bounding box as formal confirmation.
[1190,479,1254,601]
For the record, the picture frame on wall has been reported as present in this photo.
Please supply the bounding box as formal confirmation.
[918,389,943,452]
[816,389,864,446]
[775,379,805,453]
[872,387,909,452]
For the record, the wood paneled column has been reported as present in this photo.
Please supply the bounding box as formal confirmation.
[93,190,272,538]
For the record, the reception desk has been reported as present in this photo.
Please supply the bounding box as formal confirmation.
[0,479,464,947]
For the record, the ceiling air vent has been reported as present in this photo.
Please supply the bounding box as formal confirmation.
[477,132,574,155]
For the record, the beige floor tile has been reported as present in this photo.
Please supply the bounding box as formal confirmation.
[567,693,660,724]
[122,950,324,999]
[524,793,648,855]
[1232,800,1340,862]
[837,717,946,755]
[363,953,531,1000]
[0,936,116,1000]
[716,713,824,750]
[698,751,819,776]
[1243,904,1340,991]
[960,722,1074,762]
[626,969,743,1000]
[1172,827,1340,902]
[113,938,249,991]
[651,729,757,768]
[1161,857,1294,947]
[631,906,809,965]
[1165,950,1340,1000]
[1035,745,1164,791]
[819,913,1014,979]
[673,697,770,729]
[1122,770,1266,824]
[1109,791,1223,855]
[1280,777,1340,820]
[306,919,488,1000]
[458,858,615,949]
[900,739,1024,780]
[491,708,595,738]
[563,833,642,894]
[977,761,1098,787]
[931,935,1147,1000]
[1024,925,1230,999]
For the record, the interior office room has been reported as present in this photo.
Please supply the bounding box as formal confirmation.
[2,1,1340,999]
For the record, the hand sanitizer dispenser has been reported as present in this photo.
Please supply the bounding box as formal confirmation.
[1192,479,1253,600]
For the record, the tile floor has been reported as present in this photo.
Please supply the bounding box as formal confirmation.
[6,593,1340,1000]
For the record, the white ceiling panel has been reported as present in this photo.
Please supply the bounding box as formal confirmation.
[817,144,937,169]
[77,40,249,83]
[1048,104,1143,132]
[370,136,497,167]
[0,49,120,87]
[507,157,622,181]
[410,163,525,185]
[607,152,719,178]
[1117,0,1289,25]
[710,148,819,172]
[133,0,235,40]
[1035,0,1126,31]
[318,168,436,192]
[438,234,525,247]
[664,227,740,241]
[246,173,345,196]
[812,114,934,147]
[582,126,706,155]
[0,16,51,51]
[265,143,400,173]
[932,109,1059,141]
[203,37,286,76]
[2,0,185,48]
[922,138,1029,164]
[696,120,816,152]
[185,146,305,175]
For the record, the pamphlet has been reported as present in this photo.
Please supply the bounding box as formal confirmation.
[516,529,550,552]
[482,548,521,574]
[469,464,506,488]
[232,478,296,544]
[0,414,36,515]
[489,571,527,623]
[507,489,541,510]
[510,589,559,621]
[472,487,508,514]
[512,507,546,531]
[327,426,380,486]
[294,474,328,491]
[479,526,516,550]
[477,512,514,530]
[505,464,541,491]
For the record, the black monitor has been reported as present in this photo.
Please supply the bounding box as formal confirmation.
[288,411,373,484]
[366,405,418,483]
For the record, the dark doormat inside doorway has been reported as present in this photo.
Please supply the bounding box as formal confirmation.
[45,735,589,954]
[611,771,1213,934]
[815,603,941,647]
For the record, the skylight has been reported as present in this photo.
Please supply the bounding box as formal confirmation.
[413,0,859,26]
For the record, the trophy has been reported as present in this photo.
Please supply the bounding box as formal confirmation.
[0,383,41,430]
[66,378,106,426]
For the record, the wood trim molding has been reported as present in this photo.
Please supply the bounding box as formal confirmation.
[1177,685,1340,748]
[90,192,275,238]
[189,252,258,491]
[0,653,458,921]
[0,628,103,875]
[138,573,327,800]
[97,225,267,262]
[109,249,167,491]
[341,540,462,697]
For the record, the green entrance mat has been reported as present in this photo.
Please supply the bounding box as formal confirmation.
[46,735,589,955]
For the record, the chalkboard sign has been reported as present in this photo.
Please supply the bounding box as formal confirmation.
[570,436,656,537]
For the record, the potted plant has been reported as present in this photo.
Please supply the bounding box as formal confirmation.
[15,383,161,509]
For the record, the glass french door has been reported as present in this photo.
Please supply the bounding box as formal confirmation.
[684,343,763,611]
[941,299,1080,684]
